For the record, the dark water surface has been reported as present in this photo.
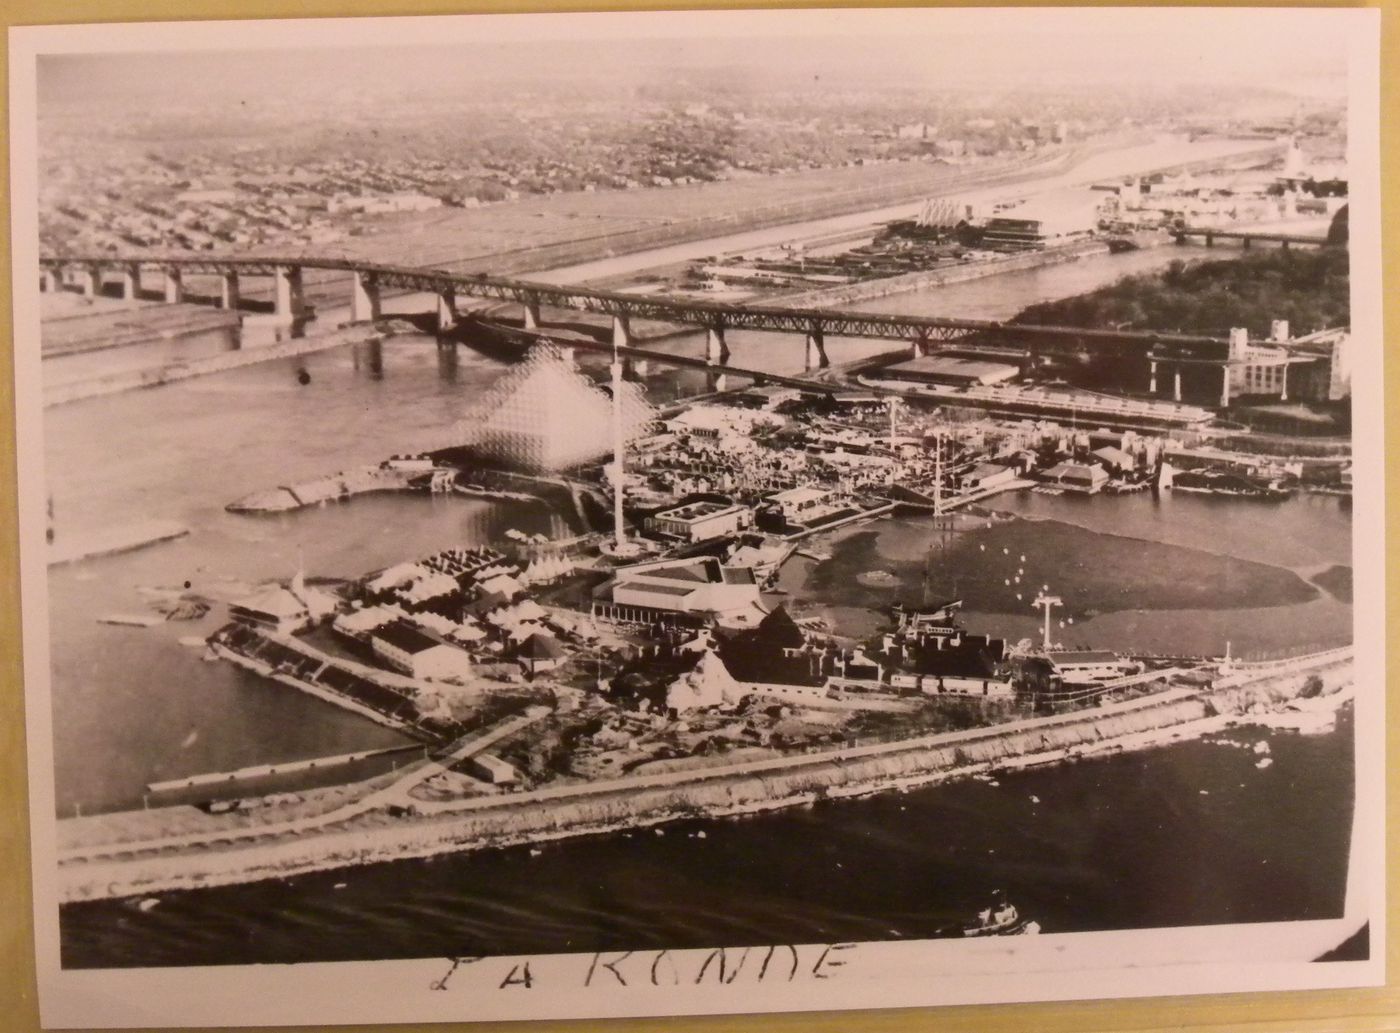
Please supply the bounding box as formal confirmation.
[61,711,1353,967]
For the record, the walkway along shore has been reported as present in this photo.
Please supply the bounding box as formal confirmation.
[43,325,383,407]
[55,647,1352,904]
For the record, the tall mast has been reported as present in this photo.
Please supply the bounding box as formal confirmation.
[934,429,944,517]
[610,344,626,552]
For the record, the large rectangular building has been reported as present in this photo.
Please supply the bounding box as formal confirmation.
[873,355,1021,389]
[647,500,752,543]
[982,192,1100,250]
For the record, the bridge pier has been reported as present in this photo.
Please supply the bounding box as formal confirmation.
[522,300,541,331]
[220,271,240,310]
[705,326,729,365]
[708,370,729,393]
[1204,234,1214,248]
[78,264,101,298]
[163,268,184,304]
[436,289,457,332]
[120,264,142,304]
[804,329,828,371]
[1220,367,1232,408]
[1173,367,1182,403]
[1149,360,1158,395]
[612,314,632,350]
[351,270,381,323]
[274,265,305,323]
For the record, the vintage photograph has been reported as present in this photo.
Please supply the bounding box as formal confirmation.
[9,7,1384,1027]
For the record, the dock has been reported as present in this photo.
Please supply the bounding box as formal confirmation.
[49,519,189,566]
[145,744,424,798]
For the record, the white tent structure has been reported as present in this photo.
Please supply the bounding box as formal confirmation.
[455,343,655,473]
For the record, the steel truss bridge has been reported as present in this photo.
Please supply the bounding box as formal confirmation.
[38,253,1236,360]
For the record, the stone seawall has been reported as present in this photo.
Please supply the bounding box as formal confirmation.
[56,650,1354,904]
[44,326,382,407]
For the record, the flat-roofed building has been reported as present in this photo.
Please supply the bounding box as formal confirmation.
[765,486,835,522]
[982,192,1100,250]
[874,355,1021,389]
[647,499,752,543]
[1047,649,1140,684]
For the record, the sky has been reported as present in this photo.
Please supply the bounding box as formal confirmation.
[31,7,1357,105]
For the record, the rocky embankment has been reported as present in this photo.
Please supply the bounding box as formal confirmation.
[56,648,1352,904]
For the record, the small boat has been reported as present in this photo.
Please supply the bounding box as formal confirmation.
[963,896,1036,936]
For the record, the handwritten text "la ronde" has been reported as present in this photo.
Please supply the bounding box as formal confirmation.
[430,944,859,992]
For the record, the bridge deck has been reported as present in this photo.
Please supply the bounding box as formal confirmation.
[41,252,1235,351]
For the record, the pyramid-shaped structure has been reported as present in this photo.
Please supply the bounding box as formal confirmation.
[455,344,655,473]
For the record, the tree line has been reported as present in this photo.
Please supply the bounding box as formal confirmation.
[1012,247,1350,338]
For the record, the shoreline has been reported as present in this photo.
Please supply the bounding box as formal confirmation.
[56,649,1352,904]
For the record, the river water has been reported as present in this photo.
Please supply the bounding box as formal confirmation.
[40,234,1356,966]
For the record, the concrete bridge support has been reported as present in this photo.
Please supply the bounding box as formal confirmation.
[163,268,184,304]
[1149,360,1158,395]
[804,329,829,372]
[522,300,541,331]
[612,314,632,350]
[436,289,457,332]
[1220,368,1232,409]
[351,271,381,323]
[78,265,101,298]
[274,265,305,323]
[219,271,240,311]
[705,327,730,365]
[708,370,729,393]
[120,264,142,304]
[1173,367,1182,403]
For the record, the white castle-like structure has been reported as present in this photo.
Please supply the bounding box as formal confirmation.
[454,343,656,474]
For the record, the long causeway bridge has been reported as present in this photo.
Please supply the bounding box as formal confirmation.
[1171,226,1329,249]
[40,252,1238,373]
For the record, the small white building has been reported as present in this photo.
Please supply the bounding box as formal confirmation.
[765,486,837,523]
[468,752,518,785]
